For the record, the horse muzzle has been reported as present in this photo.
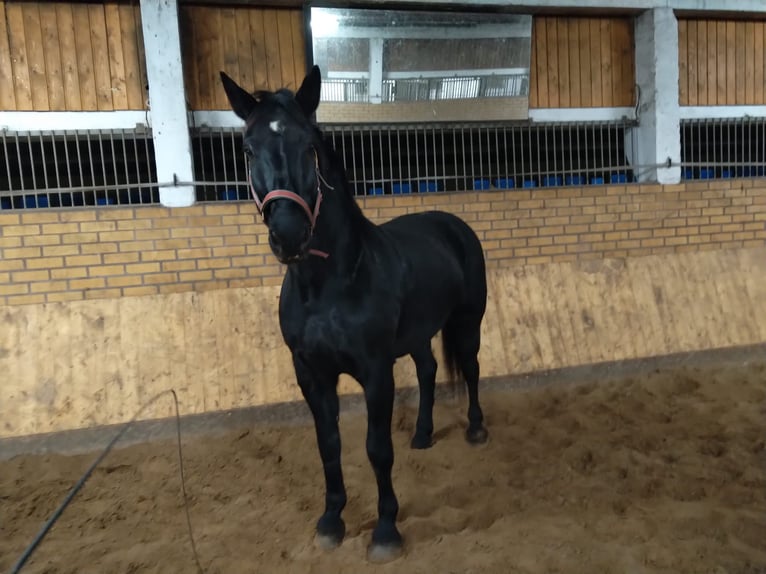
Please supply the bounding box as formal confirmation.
[268,224,312,264]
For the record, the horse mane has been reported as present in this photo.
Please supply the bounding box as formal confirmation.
[251,87,293,102]
[249,88,304,118]
[316,127,373,235]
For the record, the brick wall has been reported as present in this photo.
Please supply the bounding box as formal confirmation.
[0,205,274,306]
[1,179,764,306]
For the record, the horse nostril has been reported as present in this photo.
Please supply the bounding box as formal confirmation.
[269,229,280,245]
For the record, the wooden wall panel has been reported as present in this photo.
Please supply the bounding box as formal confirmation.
[0,1,147,111]
[530,16,635,109]
[1,247,764,438]
[5,2,32,109]
[679,19,766,106]
[0,2,13,109]
[180,5,306,110]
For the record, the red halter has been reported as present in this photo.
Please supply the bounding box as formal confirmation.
[247,150,330,259]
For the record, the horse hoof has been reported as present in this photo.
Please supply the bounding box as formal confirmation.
[315,515,345,551]
[410,433,433,449]
[466,426,489,445]
[367,542,403,563]
[368,523,403,563]
[315,533,342,551]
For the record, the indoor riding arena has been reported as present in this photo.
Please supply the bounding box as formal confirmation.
[1,0,765,572]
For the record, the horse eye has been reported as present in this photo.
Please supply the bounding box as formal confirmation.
[243,145,254,159]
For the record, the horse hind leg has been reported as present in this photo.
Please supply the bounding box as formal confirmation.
[460,349,488,445]
[443,314,488,445]
[410,345,438,450]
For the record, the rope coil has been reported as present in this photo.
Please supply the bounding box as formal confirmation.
[9,389,204,574]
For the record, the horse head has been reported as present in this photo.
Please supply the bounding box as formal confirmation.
[220,66,326,264]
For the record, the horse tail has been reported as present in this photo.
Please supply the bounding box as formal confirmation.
[440,321,465,397]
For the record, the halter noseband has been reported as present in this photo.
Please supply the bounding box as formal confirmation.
[247,149,330,259]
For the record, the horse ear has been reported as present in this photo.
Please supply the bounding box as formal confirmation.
[220,71,257,121]
[295,65,322,117]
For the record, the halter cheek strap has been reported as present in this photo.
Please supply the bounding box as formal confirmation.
[247,150,330,259]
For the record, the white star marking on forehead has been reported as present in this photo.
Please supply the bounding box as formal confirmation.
[269,120,283,133]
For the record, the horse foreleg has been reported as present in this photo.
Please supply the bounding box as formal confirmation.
[362,363,403,563]
[294,356,346,549]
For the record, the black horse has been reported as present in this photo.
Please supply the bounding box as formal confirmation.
[220,66,489,562]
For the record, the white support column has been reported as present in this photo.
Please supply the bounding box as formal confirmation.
[369,38,384,104]
[140,0,195,207]
[629,7,681,184]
